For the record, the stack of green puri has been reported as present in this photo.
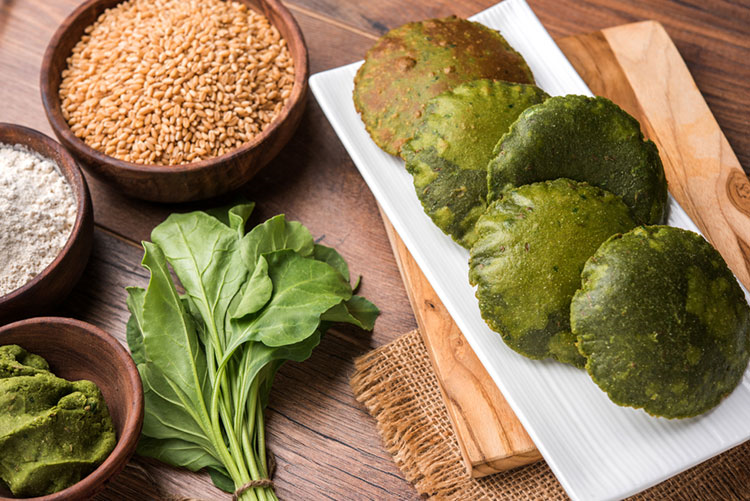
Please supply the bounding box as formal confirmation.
[487,95,667,225]
[353,16,534,155]
[470,94,665,366]
[468,95,749,418]
[402,79,548,248]
[352,16,750,419]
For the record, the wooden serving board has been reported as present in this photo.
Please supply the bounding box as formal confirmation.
[380,20,750,479]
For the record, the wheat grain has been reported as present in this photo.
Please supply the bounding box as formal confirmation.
[59,0,295,166]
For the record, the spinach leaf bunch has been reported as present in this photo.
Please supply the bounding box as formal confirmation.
[126,203,378,501]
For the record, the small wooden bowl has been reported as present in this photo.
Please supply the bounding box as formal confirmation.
[0,124,93,324]
[0,317,144,500]
[40,0,309,203]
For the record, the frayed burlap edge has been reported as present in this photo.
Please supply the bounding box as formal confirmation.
[351,329,750,501]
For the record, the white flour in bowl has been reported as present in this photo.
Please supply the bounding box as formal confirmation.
[0,143,77,296]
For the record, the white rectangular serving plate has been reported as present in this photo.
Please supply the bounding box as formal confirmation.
[309,1,750,499]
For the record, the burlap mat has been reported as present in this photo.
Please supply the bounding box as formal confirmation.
[350,329,750,500]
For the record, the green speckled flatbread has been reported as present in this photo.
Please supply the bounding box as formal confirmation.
[469,179,636,367]
[487,95,667,224]
[353,16,535,155]
[571,226,750,418]
[402,80,548,248]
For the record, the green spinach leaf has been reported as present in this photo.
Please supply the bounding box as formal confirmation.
[240,214,314,270]
[227,250,351,351]
[232,256,273,319]
[322,295,380,331]
[312,243,350,283]
[136,436,222,472]
[151,212,247,351]
[126,204,379,501]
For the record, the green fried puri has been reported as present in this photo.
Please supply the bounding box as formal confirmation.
[353,16,534,155]
[571,226,750,418]
[469,179,636,367]
[487,95,667,224]
[402,80,548,248]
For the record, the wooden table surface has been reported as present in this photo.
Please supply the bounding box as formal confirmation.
[1,0,748,499]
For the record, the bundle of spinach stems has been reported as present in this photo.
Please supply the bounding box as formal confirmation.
[126,203,378,500]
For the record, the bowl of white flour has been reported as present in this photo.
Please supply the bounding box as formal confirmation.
[0,123,93,322]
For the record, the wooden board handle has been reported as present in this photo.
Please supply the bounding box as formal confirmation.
[601,21,750,289]
[379,207,540,478]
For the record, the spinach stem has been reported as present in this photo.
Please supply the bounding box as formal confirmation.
[233,369,271,501]
[209,360,245,486]
[242,380,259,470]
[255,371,277,501]
[210,327,250,483]
[256,384,268,476]
[234,348,254,432]
[222,375,250,480]
[255,396,277,501]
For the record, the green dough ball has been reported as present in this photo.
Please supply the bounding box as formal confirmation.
[571,226,750,419]
[469,179,636,366]
[353,16,534,155]
[487,95,667,224]
[0,345,116,497]
[402,79,548,248]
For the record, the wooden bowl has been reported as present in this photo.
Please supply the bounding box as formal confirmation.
[40,0,309,203]
[0,124,93,324]
[0,317,144,500]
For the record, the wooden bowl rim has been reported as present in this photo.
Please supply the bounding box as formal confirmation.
[0,123,91,306]
[0,316,144,501]
[40,0,309,174]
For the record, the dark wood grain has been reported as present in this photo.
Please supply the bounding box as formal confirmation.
[1,0,748,499]
[0,317,143,501]
[40,0,310,202]
[0,123,93,323]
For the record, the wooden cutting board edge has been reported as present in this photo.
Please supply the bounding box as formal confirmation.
[378,20,750,479]
[380,207,542,477]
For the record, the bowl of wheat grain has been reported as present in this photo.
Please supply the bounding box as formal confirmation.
[41,0,308,202]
